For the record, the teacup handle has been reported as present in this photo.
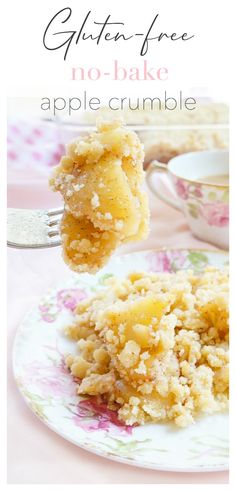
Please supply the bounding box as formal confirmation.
[146,160,181,211]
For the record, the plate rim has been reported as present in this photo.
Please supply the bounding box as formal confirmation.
[12,247,229,473]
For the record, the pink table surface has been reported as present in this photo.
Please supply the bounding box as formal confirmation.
[7,177,229,484]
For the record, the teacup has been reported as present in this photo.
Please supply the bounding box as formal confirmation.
[146,150,229,249]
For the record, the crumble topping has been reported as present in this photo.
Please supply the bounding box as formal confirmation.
[50,118,149,273]
[65,267,229,427]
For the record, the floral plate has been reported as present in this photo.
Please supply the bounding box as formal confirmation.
[13,249,229,472]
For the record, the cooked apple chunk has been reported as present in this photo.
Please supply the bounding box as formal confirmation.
[50,118,149,273]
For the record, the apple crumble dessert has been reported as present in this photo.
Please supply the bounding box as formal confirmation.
[50,119,149,273]
[65,267,229,428]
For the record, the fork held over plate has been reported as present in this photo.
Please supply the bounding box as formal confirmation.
[7,207,63,249]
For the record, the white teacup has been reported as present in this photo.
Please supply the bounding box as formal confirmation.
[146,150,229,249]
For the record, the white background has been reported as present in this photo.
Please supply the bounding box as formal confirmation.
[6,0,229,101]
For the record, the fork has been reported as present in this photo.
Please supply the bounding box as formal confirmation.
[7,207,63,248]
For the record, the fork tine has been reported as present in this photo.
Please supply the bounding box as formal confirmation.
[48,218,61,227]
[48,227,60,237]
[47,238,62,248]
[47,207,64,217]
[7,207,63,249]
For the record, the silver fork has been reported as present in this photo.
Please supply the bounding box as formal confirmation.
[7,207,63,248]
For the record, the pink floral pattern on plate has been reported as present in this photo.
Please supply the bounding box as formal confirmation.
[68,397,133,434]
[147,250,187,273]
[39,288,87,322]
[146,249,209,273]
[22,344,76,399]
[19,341,134,435]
